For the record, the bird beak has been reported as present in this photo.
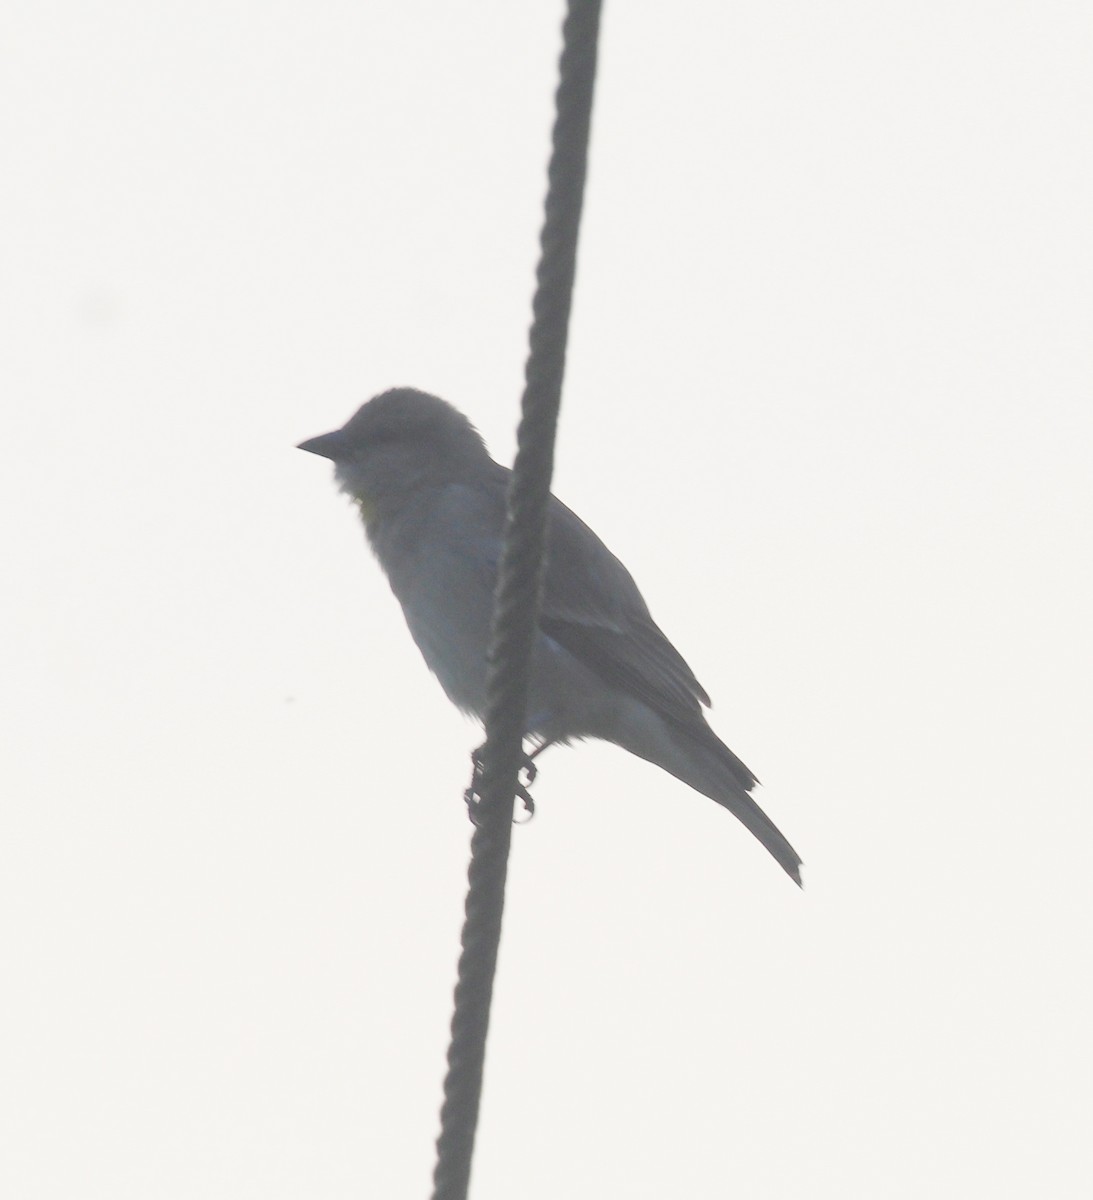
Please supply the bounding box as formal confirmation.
[297,430,348,460]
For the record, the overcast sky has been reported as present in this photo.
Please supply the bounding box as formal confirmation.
[2,3,1091,1197]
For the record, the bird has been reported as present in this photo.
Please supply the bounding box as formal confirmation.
[298,387,802,885]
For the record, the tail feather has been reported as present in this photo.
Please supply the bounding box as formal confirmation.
[708,775,803,887]
[630,720,803,886]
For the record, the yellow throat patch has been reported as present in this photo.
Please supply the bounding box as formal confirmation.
[355,494,377,525]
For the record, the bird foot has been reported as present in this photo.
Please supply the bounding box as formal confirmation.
[464,746,538,824]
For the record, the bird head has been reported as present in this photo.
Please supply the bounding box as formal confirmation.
[298,387,492,523]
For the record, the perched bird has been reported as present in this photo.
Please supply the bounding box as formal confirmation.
[299,388,802,885]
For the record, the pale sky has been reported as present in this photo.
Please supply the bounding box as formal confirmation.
[2,3,1091,1197]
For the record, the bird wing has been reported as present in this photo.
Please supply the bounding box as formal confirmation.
[433,478,714,729]
[538,495,714,727]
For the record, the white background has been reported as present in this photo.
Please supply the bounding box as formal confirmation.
[3,3,1091,1197]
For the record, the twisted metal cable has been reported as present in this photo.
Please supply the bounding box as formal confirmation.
[430,3,603,1197]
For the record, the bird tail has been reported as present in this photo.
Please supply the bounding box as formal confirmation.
[622,718,803,886]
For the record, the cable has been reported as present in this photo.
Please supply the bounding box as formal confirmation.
[430,3,603,1197]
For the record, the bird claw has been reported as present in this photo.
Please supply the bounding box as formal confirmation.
[513,782,535,823]
[464,746,538,824]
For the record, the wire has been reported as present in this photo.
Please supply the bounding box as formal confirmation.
[430,3,603,1197]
